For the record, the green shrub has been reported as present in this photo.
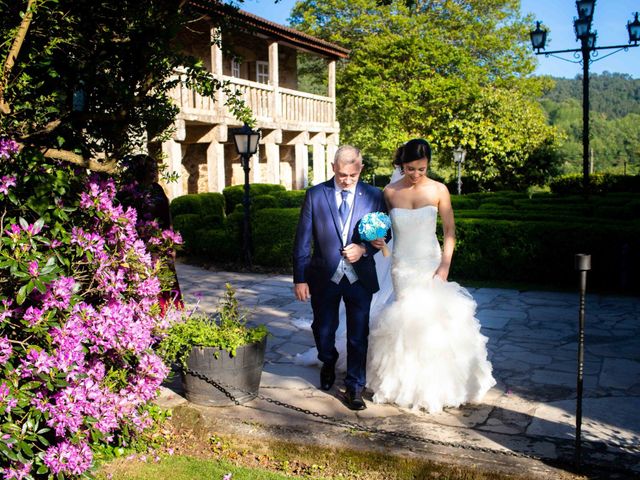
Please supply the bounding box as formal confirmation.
[450,196,480,210]
[478,202,516,211]
[222,183,286,214]
[172,214,201,251]
[549,173,640,195]
[170,194,202,217]
[198,192,226,218]
[192,227,240,261]
[253,208,301,267]
[478,196,515,206]
[201,214,225,228]
[274,189,306,208]
[452,218,640,291]
[627,199,640,216]
[593,205,635,220]
[253,194,278,211]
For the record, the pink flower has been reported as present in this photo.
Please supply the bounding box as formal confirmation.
[43,440,93,475]
[0,337,12,362]
[28,260,39,277]
[0,175,17,194]
[0,299,13,323]
[0,382,17,412]
[42,276,78,310]
[6,224,21,240]
[0,138,19,159]
[2,462,32,480]
[23,306,45,326]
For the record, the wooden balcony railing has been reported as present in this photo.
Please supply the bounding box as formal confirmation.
[171,74,336,129]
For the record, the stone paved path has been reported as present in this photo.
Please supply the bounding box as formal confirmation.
[159,263,640,478]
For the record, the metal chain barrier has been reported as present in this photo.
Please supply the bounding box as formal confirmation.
[182,367,640,470]
[183,367,547,461]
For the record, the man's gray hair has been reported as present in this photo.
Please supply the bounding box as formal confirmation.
[334,145,363,165]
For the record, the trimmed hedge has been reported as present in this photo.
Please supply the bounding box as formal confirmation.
[192,227,240,262]
[170,192,225,219]
[450,196,480,210]
[170,194,203,217]
[451,218,640,292]
[222,183,286,214]
[172,214,201,249]
[549,173,640,195]
[253,208,301,267]
[253,194,278,211]
[175,189,640,292]
[273,190,306,208]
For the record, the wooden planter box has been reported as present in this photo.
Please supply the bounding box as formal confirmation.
[182,336,267,407]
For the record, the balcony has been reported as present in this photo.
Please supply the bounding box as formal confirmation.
[172,75,338,132]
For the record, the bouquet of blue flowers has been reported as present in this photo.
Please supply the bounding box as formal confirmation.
[358,212,391,257]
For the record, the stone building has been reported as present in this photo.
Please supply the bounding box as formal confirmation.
[157,2,349,199]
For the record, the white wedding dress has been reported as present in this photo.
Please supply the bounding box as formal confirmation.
[365,205,495,412]
[293,171,495,412]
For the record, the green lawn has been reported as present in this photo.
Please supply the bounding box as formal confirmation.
[97,456,311,480]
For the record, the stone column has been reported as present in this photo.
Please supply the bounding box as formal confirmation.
[269,41,281,122]
[326,133,339,180]
[328,60,336,99]
[262,129,282,185]
[294,142,308,190]
[311,144,326,185]
[210,27,224,111]
[310,132,327,185]
[206,142,225,193]
[162,139,184,200]
[206,125,227,193]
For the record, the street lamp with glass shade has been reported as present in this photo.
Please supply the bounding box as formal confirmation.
[529,4,639,196]
[453,146,466,195]
[530,21,547,52]
[231,123,261,266]
[628,13,640,45]
[575,0,595,19]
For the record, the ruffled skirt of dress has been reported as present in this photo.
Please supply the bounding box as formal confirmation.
[366,273,495,413]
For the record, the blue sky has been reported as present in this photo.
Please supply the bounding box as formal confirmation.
[239,0,640,79]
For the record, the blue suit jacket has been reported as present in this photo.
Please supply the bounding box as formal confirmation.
[293,178,387,294]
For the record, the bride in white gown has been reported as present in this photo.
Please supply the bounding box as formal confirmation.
[295,139,495,412]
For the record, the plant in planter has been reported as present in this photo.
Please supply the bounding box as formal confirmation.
[159,283,268,406]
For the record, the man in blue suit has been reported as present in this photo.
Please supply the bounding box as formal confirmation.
[293,145,387,410]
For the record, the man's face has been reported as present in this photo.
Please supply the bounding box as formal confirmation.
[332,160,363,190]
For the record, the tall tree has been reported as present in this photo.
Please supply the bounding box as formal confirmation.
[0,0,251,171]
[290,0,561,188]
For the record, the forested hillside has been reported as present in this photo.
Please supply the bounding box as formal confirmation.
[542,72,640,119]
[540,72,640,175]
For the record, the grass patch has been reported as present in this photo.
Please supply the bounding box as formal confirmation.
[96,427,580,480]
[97,455,305,480]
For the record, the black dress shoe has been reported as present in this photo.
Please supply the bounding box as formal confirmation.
[320,363,335,391]
[342,389,366,411]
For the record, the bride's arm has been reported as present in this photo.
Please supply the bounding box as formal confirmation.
[435,184,455,281]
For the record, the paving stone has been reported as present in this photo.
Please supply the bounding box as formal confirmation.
[527,397,640,447]
[599,358,640,389]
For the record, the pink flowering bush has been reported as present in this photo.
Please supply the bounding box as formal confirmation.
[0,144,182,478]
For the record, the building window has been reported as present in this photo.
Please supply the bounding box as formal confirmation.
[231,58,241,78]
[256,61,269,84]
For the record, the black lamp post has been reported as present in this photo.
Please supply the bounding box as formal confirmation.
[231,123,261,266]
[530,2,639,195]
[453,146,466,195]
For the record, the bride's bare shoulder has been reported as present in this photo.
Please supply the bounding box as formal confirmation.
[384,178,405,191]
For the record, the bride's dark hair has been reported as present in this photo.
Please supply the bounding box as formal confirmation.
[393,139,431,167]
